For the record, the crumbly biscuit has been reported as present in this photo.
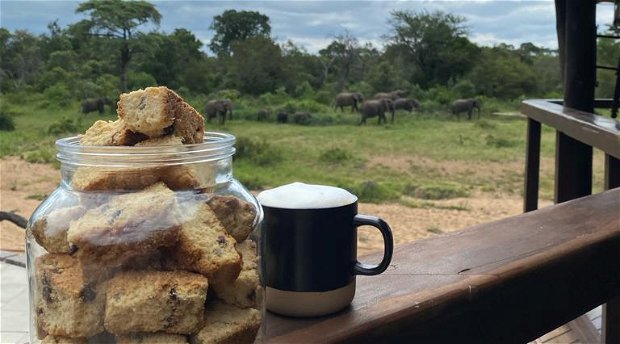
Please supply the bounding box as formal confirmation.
[104,271,208,334]
[117,86,182,137]
[41,336,87,344]
[71,166,161,192]
[190,303,261,344]
[35,254,105,338]
[79,119,145,146]
[207,195,257,242]
[171,101,205,144]
[134,135,184,146]
[67,182,181,268]
[32,206,86,253]
[72,137,202,191]
[212,240,259,308]
[174,203,241,284]
[116,333,188,344]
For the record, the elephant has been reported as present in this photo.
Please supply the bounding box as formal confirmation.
[374,90,407,100]
[359,99,394,125]
[451,98,482,120]
[81,97,113,115]
[205,99,233,124]
[257,108,271,121]
[292,111,312,125]
[393,98,420,113]
[276,111,289,123]
[335,92,364,112]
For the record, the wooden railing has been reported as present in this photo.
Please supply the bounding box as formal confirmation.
[520,99,620,344]
[263,101,620,343]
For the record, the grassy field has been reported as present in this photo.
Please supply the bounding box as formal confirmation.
[0,94,607,204]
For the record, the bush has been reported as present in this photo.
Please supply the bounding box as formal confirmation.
[48,117,79,136]
[319,147,352,164]
[43,83,72,107]
[349,181,394,203]
[0,112,15,131]
[234,136,283,166]
[404,182,469,200]
[128,72,157,90]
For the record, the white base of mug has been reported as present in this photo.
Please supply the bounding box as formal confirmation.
[265,280,356,317]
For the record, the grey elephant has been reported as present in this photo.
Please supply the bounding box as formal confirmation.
[257,108,271,121]
[393,98,420,113]
[205,99,233,124]
[451,98,481,120]
[335,92,364,112]
[81,97,113,115]
[374,90,407,100]
[276,111,289,123]
[359,99,394,125]
[292,111,312,125]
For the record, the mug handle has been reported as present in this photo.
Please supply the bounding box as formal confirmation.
[353,214,394,276]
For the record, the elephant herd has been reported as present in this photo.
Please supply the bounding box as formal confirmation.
[335,90,482,124]
[80,92,481,126]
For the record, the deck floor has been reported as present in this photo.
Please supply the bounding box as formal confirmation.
[531,307,602,344]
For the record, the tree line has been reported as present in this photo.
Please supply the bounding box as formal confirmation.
[0,0,617,108]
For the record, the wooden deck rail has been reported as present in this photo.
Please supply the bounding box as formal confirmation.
[265,188,620,343]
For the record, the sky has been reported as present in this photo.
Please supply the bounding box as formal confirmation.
[0,1,617,54]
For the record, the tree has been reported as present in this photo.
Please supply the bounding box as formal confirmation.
[136,29,204,89]
[387,10,479,87]
[227,36,284,95]
[76,0,161,91]
[209,9,271,56]
[319,31,362,90]
[0,29,43,91]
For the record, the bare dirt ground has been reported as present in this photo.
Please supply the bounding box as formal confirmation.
[0,157,551,255]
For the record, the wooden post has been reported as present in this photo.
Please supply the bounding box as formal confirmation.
[555,0,595,203]
[555,0,566,86]
[524,118,541,212]
[603,155,620,344]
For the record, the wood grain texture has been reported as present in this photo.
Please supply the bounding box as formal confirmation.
[520,100,620,159]
[265,188,620,343]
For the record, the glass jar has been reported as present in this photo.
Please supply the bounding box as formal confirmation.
[26,132,263,343]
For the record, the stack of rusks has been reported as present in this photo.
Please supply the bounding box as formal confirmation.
[31,87,261,344]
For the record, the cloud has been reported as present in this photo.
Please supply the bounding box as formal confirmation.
[1,0,616,54]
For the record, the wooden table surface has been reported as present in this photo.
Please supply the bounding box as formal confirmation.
[264,188,620,343]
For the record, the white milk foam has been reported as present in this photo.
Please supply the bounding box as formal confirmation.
[257,182,357,209]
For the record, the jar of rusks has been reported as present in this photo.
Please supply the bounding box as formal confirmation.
[26,87,263,344]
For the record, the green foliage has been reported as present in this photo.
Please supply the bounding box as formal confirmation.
[485,134,517,148]
[209,9,271,56]
[234,136,283,166]
[127,71,158,89]
[387,10,480,87]
[0,112,16,131]
[319,147,352,163]
[47,117,80,136]
[404,182,469,200]
[228,36,285,95]
[349,181,394,203]
[43,83,72,107]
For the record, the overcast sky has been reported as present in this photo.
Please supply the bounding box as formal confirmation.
[1,1,617,54]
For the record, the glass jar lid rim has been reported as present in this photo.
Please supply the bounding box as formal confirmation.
[56,131,236,166]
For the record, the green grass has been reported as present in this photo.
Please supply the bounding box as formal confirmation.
[0,95,566,203]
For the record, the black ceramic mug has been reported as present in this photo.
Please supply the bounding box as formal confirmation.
[258,183,393,317]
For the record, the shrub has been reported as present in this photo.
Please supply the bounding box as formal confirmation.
[43,83,72,107]
[404,182,469,200]
[347,181,393,203]
[48,117,79,136]
[319,148,352,164]
[234,136,283,166]
[0,112,15,131]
